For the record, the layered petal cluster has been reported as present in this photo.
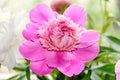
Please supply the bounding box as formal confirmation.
[115,60,120,80]
[19,3,100,77]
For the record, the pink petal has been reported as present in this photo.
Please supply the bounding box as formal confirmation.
[58,54,85,77]
[78,30,99,48]
[30,60,54,75]
[64,4,87,27]
[80,30,100,42]
[78,42,95,48]
[74,43,99,62]
[46,52,70,67]
[115,60,120,74]
[116,74,120,80]
[116,61,120,80]
[53,11,59,17]
[19,40,50,61]
[22,24,38,40]
[30,3,55,25]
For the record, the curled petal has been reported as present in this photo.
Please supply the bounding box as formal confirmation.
[78,30,100,48]
[30,3,55,25]
[19,40,50,61]
[74,43,99,62]
[30,60,54,75]
[64,4,87,27]
[22,24,38,40]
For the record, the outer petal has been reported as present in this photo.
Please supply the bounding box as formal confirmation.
[115,60,120,74]
[78,30,100,48]
[80,30,100,42]
[46,52,69,67]
[19,40,50,61]
[30,60,54,75]
[30,3,55,25]
[58,54,85,77]
[116,75,120,80]
[22,24,38,40]
[74,43,99,62]
[64,4,87,27]
[115,60,120,80]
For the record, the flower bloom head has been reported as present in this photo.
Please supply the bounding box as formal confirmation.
[19,3,100,77]
[115,60,120,80]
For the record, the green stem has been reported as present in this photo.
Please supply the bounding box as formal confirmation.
[99,0,107,45]
[99,0,103,45]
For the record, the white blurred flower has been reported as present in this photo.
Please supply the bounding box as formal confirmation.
[0,0,49,70]
[0,16,16,69]
[0,7,29,70]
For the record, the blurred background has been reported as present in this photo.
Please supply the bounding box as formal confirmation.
[0,0,120,80]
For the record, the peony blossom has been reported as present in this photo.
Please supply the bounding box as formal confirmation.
[115,60,120,80]
[19,3,100,77]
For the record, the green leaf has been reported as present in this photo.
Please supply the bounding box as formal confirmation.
[91,72,101,80]
[100,46,120,53]
[106,36,120,46]
[56,71,65,80]
[26,66,31,80]
[13,64,27,71]
[74,71,86,80]
[92,64,115,76]
[7,73,25,80]
[36,75,49,80]
[82,70,92,80]
[16,73,26,80]
[7,74,21,80]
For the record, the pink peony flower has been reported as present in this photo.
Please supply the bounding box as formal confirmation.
[19,3,100,77]
[115,60,120,80]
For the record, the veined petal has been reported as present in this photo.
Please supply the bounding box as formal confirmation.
[30,60,54,75]
[19,40,50,61]
[58,54,85,77]
[64,4,87,27]
[78,30,99,48]
[74,43,99,62]
[30,3,55,25]
[22,23,38,40]
[46,52,70,67]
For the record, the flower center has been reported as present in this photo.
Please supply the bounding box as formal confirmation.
[37,15,81,51]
